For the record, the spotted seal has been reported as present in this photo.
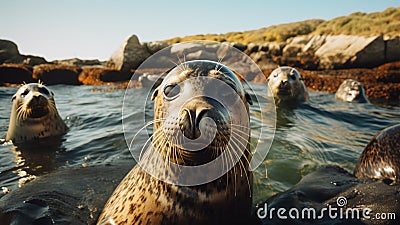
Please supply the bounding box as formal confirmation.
[5,83,68,144]
[97,60,254,225]
[267,66,309,105]
[335,79,369,103]
[354,124,400,184]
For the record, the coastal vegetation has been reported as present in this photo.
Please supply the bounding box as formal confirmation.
[165,7,400,44]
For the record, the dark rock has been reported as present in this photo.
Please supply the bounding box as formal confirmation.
[23,55,48,66]
[385,37,400,62]
[0,64,34,84]
[0,163,131,225]
[256,166,400,225]
[245,43,259,55]
[232,42,247,52]
[33,64,82,85]
[79,67,131,85]
[0,39,23,64]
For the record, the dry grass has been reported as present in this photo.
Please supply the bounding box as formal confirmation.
[165,7,400,45]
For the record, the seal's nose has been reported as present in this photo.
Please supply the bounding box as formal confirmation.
[280,80,288,88]
[30,95,47,105]
[179,107,210,140]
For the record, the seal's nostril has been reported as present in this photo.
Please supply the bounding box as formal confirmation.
[179,109,198,140]
[280,80,288,87]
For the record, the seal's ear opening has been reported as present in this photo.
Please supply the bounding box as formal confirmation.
[245,93,253,105]
[151,88,159,101]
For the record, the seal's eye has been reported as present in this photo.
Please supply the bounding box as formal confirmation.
[289,74,297,80]
[21,88,30,97]
[39,87,50,96]
[163,84,180,100]
[273,73,278,78]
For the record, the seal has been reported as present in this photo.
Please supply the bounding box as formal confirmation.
[354,124,400,184]
[6,83,68,144]
[267,66,309,105]
[97,60,254,225]
[335,79,369,103]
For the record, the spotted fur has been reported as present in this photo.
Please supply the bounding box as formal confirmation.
[267,66,309,105]
[6,83,68,144]
[98,60,253,225]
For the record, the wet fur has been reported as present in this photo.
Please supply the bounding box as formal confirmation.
[6,83,67,144]
[98,61,253,225]
[267,66,309,105]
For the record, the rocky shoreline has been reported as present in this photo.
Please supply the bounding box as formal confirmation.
[1,35,399,101]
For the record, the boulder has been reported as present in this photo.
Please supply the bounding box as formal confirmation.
[385,37,400,62]
[231,42,247,52]
[0,39,23,64]
[266,43,284,56]
[249,51,279,70]
[33,64,82,85]
[0,64,34,84]
[170,42,219,61]
[283,36,313,57]
[170,42,204,55]
[145,41,169,54]
[23,55,48,66]
[315,35,385,69]
[244,43,259,55]
[302,35,326,53]
[53,58,102,67]
[186,50,217,61]
[107,35,151,72]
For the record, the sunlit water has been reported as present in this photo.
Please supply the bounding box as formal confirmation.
[0,84,399,206]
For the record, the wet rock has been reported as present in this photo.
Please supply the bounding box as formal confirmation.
[79,67,131,85]
[33,64,82,85]
[0,64,34,84]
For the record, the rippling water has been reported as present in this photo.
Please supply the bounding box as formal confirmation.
[0,84,399,206]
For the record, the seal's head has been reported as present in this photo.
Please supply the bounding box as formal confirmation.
[267,66,309,104]
[335,79,368,103]
[98,60,255,225]
[150,60,253,166]
[354,124,400,185]
[6,83,67,143]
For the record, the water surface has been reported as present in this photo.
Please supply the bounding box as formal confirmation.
[0,84,399,206]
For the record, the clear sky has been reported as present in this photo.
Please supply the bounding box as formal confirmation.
[1,0,398,61]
